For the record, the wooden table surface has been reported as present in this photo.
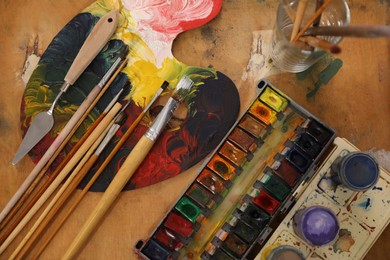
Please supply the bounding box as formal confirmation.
[0,0,389,259]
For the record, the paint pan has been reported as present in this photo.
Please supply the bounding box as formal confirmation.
[175,196,203,223]
[186,183,216,209]
[283,147,312,173]
[232,219,260,243]
[306,119,333,145]
[259,87,289,112]
[332,152,379,191]
[252,188,281,215]
[239,114,268,139]
[265,245,305,260]
[258,171,291,201]
[249,100,278,125]
[211,248,234,260]
[141,239,171,260]
[222,233,249,258]
[219,141,249,167]
[292,206,339,246]
[207,154,236,181]
[239,203,270,230]
[271,159,302,188]
[153,227,183,251]
[294,132,322,159]
[163,212,194,238]
[228,127,257,153]
[197,168,228,197]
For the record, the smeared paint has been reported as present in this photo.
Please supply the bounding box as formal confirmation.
[333,229,355,253]
[358,198,372,210]
[296,56,343,98]
[372,186,383,190]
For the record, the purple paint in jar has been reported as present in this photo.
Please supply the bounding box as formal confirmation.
[293,206,339,246]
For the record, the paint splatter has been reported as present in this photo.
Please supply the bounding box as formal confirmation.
[333,229,355,253]
[296,56,343,98]
[358,198,372,210]
[372,186,383,191]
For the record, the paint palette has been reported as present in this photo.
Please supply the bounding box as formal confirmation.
[134,80,343,259]
[256,137,390,260]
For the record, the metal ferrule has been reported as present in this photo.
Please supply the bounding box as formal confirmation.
[98,57,122,88]
[144,97,179,142]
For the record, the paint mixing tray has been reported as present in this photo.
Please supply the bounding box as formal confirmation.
[133,80,389,260]
[255,137,390,260]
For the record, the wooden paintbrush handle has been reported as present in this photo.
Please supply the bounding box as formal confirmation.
[0,103,121,255]
[64,10,118,85]
[62,135,155,259]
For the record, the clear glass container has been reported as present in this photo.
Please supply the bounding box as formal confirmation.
[270,0,350,73]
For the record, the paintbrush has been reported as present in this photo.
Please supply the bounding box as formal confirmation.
[0,90,123,247]
[32,81,169,258]
[62,76,193,259]
[292,0,333,42]
[0,54,127,228]
[11,110,128,259]
[303,25,390,38]
[299,36,341,53]
[0,102,123,255]
[290,0,310,41]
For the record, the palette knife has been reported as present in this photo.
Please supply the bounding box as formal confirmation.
[12,9,119,165]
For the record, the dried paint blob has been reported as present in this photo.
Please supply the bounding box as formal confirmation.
[249,100,278,125]
[259,87,288,112]
[293,206,339,246]
[266,245,305,260]
[239,114,267,139]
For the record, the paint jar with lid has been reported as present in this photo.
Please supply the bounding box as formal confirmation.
[269,0,350,72]
[331,152,380,192]
[266,245,305,260]
[292,206,339,246]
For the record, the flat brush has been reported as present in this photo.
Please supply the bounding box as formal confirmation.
[62,76,193,259]
[33,81,168,258]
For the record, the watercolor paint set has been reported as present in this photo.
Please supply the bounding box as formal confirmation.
[134,80,389,260]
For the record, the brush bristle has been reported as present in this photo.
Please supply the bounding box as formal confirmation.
[161,81,169,91]
[173,76,194,102]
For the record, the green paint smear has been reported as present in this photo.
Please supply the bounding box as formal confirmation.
[296,56,343,98]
